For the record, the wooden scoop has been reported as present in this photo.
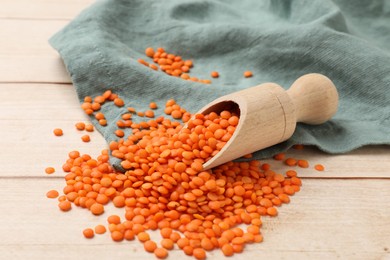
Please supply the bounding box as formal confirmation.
[196,73,339,170]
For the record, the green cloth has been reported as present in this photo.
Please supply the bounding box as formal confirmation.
[50,0,390,168]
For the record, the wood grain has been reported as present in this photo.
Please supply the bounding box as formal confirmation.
[0,83,389,178]
[0,178,388,260]
[0,19,67,57]
[0,18,71,83]
[0,0,94,20]
[0,56,71,83]
[1,1,390,259]
[0,83,81,120]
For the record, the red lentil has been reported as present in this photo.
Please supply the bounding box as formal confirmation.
[53,128,63,136]
[138,232,150,242]
[297,159,309,168]
[46,190,59,199]
[81,135,90,142]
[139,48,213,84]
[45,167,55,174]
[285,158,297,166]
[114,98,124,107]
[95,225,106,234]
[154,248,168,259]
[161,238,174,250]
[144,240,158,253]
[149,102,158,109]
[75,122,86,130]
[211,71,219,78]
[90,203,104,215]
[99,119,107,126]
[293,144,304,150]
[314,164,325,171]
[222,244,234,256]
[58,200,71,211]
[145,47,155,58]
[273,153,285,161]
[83,228,94,239]
[244,71,253,78]
[145,110,155,118]
[85,124,94,132]
[115,130,125,138]
[48,94,311,259]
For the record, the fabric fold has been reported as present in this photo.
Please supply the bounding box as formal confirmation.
[50,0,390,166]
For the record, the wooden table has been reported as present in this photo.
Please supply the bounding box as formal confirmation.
[1,1,389,259]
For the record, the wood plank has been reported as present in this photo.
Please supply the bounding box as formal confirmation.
[0,56,71,83]
[0,83,81,120]
[0,119,107,177]
[268,145,390,179]
[0,83,107,177]
[0,19,67,57]
[0,19,71,83]
[0,0,95,20]
[0,83,389,178]
[0,178,388,259]
[1,117,389,178]
[0,17,71,83]
[1,1,388,259]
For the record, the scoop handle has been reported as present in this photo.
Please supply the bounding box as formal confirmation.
[286,73,339,124]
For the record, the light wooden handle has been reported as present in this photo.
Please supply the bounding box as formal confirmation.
[287,73,339,124]
[193,73,339,170]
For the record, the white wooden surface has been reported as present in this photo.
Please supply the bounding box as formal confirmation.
[0,1,389,259]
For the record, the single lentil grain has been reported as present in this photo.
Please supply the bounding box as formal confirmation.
[75,122,86,130]
[95,225,106,234]
[244,71,253,78]
[83,228,94,239]
[314,164,325,171]
[53,128,63,136]
[46,190,59,198]
[81,135,90,142]
[85,124,94,132]
[45,167,55,174]
[90,203,104,215]
[211,71,219,78]
[144,240,157,253]
[58,201,71,211]
[154,247,168,259]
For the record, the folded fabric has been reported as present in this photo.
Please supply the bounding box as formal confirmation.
[50,0,390,168]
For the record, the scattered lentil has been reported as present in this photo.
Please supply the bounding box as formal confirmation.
[85,124,94,132]
[45,167,55,174]
[47,93,318,259]
[297,159,309,168]
[145,47,155,58]
[244,71,253,78]
[46,190,59,199]
[53,128,63,136]
[81,135,90,142]
[314,164,325,171]
[149,102,158,109]
[58,200,71,211]
[293,144,304,150]
[144,240,158,253]
[138,47,212,84]
[75,122,86,130]
[83,228,94,239]
[154,248,168,259]
[285,158,297,166]
[211,71,219,78]
[90,203,104,215]
[95,225,107,234]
